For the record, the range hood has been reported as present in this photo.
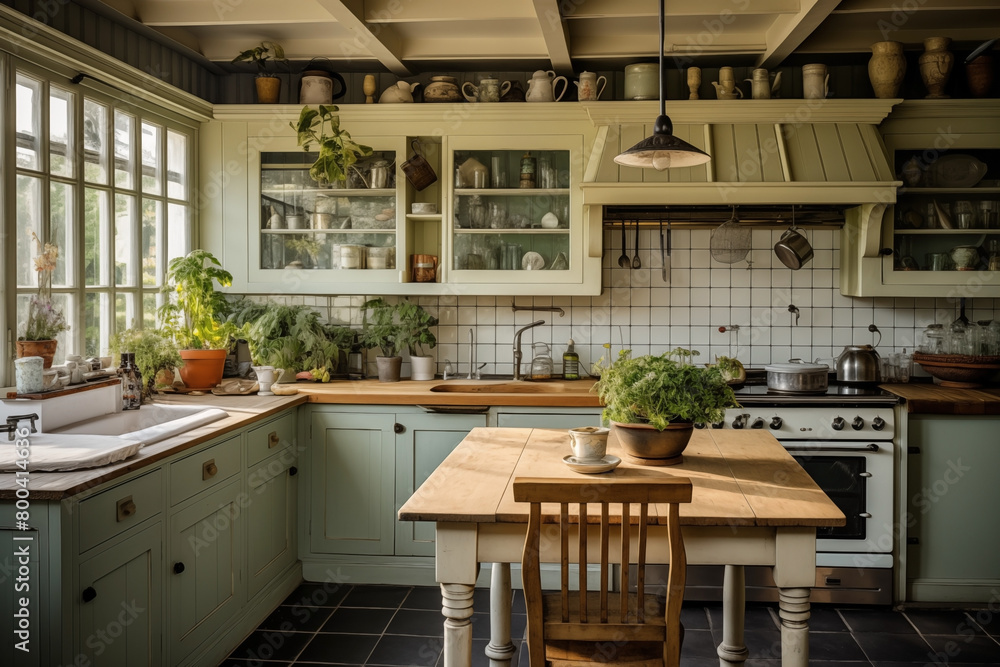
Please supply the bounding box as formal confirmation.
[581,100,902,208]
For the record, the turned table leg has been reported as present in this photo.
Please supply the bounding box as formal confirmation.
[485,563,516,667]
[717,564,750,666]
[437,523,480,667]
[442,582,476,667]
[772,528,815,667]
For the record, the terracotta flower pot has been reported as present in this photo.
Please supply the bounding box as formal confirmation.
[255,75,281,103]
[611,421,694,466]
[16,339,58,369]
[177,349,227,390]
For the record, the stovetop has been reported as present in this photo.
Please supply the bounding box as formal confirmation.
[732,370,899,407]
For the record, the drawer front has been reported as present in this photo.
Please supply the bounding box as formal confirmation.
[169,434,241,505]
[246,412,296,468]
[78,469,163,553]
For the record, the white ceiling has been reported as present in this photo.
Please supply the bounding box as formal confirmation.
[99,0,1000,75]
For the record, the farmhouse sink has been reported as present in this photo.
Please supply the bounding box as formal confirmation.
[430,381,571,394]
[53,404,229,445]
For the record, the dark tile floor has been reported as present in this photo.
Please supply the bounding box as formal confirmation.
[219,584,1000,667]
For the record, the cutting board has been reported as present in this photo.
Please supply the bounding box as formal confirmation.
[0,434,143,472]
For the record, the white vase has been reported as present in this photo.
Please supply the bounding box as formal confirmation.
[410,355,436,381]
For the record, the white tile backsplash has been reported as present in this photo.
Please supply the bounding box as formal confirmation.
[235,228,998,377]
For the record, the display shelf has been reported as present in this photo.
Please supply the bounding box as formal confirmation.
[262,229,395,235]
[894,230,998,235]
[405,214,442,221]
[454,229,569,235]
[455,188,570,196]
[262,188,396,197]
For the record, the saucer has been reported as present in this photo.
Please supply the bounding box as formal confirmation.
[562,454,621,474]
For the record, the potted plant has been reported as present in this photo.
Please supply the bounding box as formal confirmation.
[360,297,402,382]
[232,40,287,103]
[158,250,240,390]
[395,300,438,381]
[594,348,738,466]
[109,326,182,399]
[16,232,69,368]
[289,104,373,185]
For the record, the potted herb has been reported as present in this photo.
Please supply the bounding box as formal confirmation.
[109,327,182,399]
[290,105,373,185]
[594,348,738,466]
[158,250,240,390]
[16,232,69,368]
[232,40,287,103]
[395,300,438,381]
[360,297,402,382]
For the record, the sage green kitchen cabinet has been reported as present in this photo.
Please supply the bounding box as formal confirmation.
[905,414,1000,603]
[495,408,603,430]
[76,522,163,666]
[246,451,298,599]
[394,412,489,556]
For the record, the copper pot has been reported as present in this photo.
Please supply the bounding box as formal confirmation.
[401,140,437,191]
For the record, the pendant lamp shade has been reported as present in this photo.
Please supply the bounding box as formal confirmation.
[614,0,711,170]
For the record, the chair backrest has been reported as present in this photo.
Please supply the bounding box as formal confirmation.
[513,476,692,667]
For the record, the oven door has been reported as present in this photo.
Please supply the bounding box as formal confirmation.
[782,441,894,561]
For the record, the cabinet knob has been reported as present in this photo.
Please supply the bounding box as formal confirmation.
[82,586,97,603]
[202,459,218,480]
[393,423,405,434]
[879,248,894,256]
[268,431,280,448]
[116,496,136,523]
[289,466,298,477]
[173,562,185,575]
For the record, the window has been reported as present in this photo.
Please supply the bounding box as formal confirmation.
[9,62,195,363]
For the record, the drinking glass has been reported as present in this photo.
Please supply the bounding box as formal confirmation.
[979,201,999,229]
[491,156,507,188]
[926,252,948,271]
[953,200,976,229]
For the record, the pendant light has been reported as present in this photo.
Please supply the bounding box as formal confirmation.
[614,0,711,170]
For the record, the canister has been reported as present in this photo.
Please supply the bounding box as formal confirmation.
[15,356,45,394]
[624,63,659,100]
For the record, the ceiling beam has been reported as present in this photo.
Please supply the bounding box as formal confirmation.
[756,0,841,69]
[312,0,411,75]
[531,0,573,75]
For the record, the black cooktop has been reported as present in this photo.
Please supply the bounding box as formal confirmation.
[731,370,899,406]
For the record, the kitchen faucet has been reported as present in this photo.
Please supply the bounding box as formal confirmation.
[3,413,39,441]
[512,320,545,381]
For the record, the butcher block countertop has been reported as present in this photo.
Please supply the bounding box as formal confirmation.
[0,393,306,500]
[882,383,1000,415]
[297,378,603,407]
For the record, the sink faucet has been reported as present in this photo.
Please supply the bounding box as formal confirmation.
[467,328,477,379]
[4,413,39,441]
[512,320,545,381]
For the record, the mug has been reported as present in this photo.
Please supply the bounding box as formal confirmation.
[926,252,949,271]
[568,426,609,461]
[411,254,438,282]
[802,64,829,99]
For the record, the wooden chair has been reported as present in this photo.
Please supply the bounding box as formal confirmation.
[513,476,692,667]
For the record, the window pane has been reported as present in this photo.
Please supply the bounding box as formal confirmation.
[114,111,134,189]
[115,293,136,333]
[50,87,74,178]
[167,203,189,263]
[85,188,110,287]
[141,121,162,194]
[50,181,74,287]
[166,130,187,199]
[84,292,111,357]
[16,74,41,170]
[115,193,136,286]
[16,175,42,288]
[142,198,162,287]
[83,98,108,184]
[143,292,158,329]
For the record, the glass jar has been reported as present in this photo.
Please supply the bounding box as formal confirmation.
[918,323,945,354]
[529,342,553,380]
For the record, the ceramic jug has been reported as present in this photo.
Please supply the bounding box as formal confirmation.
[462,78,510,103]
[745,68,782,99]
[574,71,607,101]
[423,75,462,103]
[525,70,567,102]
[712,67,743,99]
[379,81,421,103]
[802,64,829,99]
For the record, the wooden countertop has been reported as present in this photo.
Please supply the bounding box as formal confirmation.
[0,393,307,500]
[398,427,845,528]
[297,378,603,407]
[881,383,1000,415]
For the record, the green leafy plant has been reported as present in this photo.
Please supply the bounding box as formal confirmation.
[109,326,182,398]
[360,297,401,358]
[231,41,287,76]
[395,301,438,357]
[290,105,373,184]
[158,249,239,350]
[594,348,739,430]
[285,237,323,268]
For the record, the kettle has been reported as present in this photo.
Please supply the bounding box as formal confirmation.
[525,70,567,102]
[836,345,881,383]
[379,81,421,103]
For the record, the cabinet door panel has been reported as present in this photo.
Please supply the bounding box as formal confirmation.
[247,453,297,598]
[77,523,163,667]
[495,412,602,429]
[310,412,395,555]
[395,414,487,556]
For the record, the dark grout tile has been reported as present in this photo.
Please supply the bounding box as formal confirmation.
[228,629,312,663]
[341,585,411,609]
[283,582,352,608]
[681,659,725,667]
[963,608,1000,637]
[680,605,711,630]
[259,605,335,633]
[679,629,718,659]
[742,630,782,661]
[853,632,932,662]
[367,634,443,666]
[296,633,379,664]
[808,607,851,632]
[905,609,990,636]
[319,607,396,635]
[402,586,444,610]
[386,609,445,637]
[470,611,527,641]
[808,631,868,662]
[839,608,916,634]
[470,587,494,614]
[807,663,872,667]
[922,634,1000,663]
[511,589,526,615]
[218,661,290,667]
[708,605,778,633]
[295,664,364,667]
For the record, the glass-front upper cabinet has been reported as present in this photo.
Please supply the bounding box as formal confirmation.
[445,135,592,291]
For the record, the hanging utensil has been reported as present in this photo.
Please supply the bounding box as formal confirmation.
[774,206,814,270]
[710,207,751,264]
[658,219,666,280]
[632,222,641,269]
[618,219,630,268]
[663,218,671,282]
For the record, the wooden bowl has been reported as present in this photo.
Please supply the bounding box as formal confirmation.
[912,352,1000,388]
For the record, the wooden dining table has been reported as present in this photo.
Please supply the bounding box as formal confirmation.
[398,427,845,667]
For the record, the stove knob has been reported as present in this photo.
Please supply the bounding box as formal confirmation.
[732,413,749,429]
[694,422,705,429]
[711,421,725,429]
[832,416,846,431]
[852,416,865,431]
[770,416,783,430]
[872,416,886,431]
[751,418,765,429]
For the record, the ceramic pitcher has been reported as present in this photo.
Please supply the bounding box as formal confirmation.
[462,78,510,103]
[379,81,421,103]
[802,64,829,99]
[745,68,782,99]
[712,67,743,99]
[525,70,567,102]
[574,71,607,101]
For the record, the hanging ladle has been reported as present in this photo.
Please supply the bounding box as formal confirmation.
[618,219,630,268]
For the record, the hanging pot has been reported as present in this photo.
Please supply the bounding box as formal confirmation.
[774,226,814,270]
[401,139,437,191]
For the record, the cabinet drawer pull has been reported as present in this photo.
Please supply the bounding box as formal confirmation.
[173,562,185,574]
[202,459,218,480]
[116,496,137,522]
[268,431,280,448]
[82,586,97,603]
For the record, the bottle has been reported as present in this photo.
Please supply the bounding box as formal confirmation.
[118,353,138,410]
[519,151,536,189]
[128,352,143,407]
[898,348,911,383]
[562,339,580,380]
